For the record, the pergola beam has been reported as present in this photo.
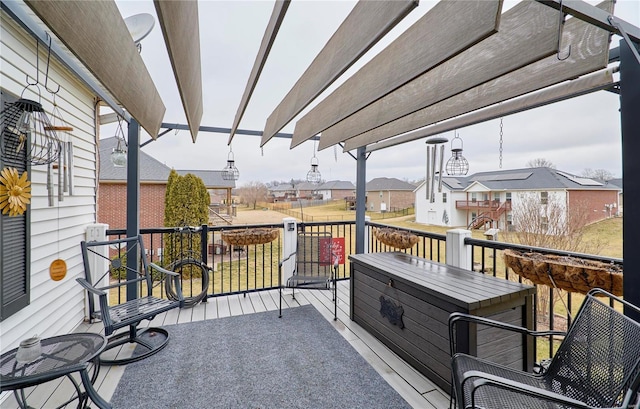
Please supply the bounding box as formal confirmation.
[537,0,640,43]
[230,0,290,144]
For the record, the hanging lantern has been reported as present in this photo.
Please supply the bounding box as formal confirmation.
[1,97,62,166]
[446,134,469,176]
[306,155,321,184]
[110,118,127,167]
[222,150,239,181]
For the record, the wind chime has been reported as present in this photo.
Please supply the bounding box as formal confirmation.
[445,132,469,176]
[0,36,62,217]
[425,136,447,203]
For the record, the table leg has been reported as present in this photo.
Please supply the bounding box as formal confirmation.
[79,368,111,409]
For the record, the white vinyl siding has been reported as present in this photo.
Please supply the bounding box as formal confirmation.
[0,13,97,352]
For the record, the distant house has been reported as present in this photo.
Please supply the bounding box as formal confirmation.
[414,167,620,230]
[269,183,297,202]
[366,177,416,212]
[316,180,356,200]
[98,137,235,230]
[177,169,235,208]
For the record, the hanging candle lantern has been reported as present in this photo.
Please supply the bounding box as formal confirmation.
[1,97,62,166]
[222,149,239,181]
[446,133,469,176]
[110,118,127,168]
[306,155,321,185]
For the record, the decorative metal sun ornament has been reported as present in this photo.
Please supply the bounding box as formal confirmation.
[0,167,32,216]
[446,133,469,176]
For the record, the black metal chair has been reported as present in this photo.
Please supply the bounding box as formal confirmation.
[78,235,184,365]
[279,232,338,320]
[449,288,640,409]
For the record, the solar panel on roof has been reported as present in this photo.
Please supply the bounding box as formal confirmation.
[472,172,532,182]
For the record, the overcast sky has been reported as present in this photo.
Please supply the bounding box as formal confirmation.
[111,0,639,185]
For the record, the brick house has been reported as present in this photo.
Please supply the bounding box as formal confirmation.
[414,167,620,230]
[366,177,417,212]
[97,137,235,230]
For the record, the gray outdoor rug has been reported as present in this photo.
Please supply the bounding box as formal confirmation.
[110,304,412,409]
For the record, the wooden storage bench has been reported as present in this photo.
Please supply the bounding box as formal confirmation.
[349,252,535,391]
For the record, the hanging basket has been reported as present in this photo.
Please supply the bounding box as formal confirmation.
[373,227,419,250]
[221,228,279,246]
[503,249,623,296]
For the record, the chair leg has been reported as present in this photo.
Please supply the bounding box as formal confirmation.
[100,326,170,365]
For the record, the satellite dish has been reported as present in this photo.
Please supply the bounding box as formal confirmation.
[124,13,155,45]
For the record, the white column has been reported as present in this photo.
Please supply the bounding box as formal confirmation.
[84,224,109,319]
[282,218,297,285]
[446,229,472,270]
[364,216,371,253]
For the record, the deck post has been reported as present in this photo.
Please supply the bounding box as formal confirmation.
[355,147,367,254]
[621,39,640,319]
[445,229,472,270]
[126,119,141,301]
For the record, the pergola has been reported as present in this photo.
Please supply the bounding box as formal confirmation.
[4,0,639,312]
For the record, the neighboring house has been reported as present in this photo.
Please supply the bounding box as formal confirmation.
[269,183,297,202]
[604,178,623,216]
[316,180,355,200]
[1,14,98,349]
[366,177,416,212]
[414,167,620,231]
[176,169,235,210]
[98,137,171,230]
[98,139,235,230]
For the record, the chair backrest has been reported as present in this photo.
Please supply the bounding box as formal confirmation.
[544,289,640,407]
[296,232,335,278]
[81,235,153,311]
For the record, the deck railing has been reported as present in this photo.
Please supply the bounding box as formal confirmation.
[105,221,623,363]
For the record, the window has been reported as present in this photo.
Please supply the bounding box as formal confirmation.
[542,216,549,231]
[493,192,500,202]
[0,89,31,321]
[442,192,447,203]
[506,192,512,202]
[541,191,548,205]
[471,193,477,202]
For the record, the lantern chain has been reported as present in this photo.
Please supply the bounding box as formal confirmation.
[499,117,504,169]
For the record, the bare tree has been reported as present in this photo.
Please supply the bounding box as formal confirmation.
[526,158,556,169]
[581,168,614,181]
[237,181,268,209]
[504,192,604,323]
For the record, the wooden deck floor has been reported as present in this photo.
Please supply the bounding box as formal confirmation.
[2,281,450,408]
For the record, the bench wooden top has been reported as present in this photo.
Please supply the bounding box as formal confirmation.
[349,252,535,310]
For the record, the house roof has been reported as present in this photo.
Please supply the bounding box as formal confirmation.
[366,177,416,191]
[99,137,171,182]
[99,138,235,188]
[269,184,296,192]
[176,170,235,189]
[317,180,356,190]
[424,167,619,192]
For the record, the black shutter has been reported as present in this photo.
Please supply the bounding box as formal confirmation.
[1,89,30,321]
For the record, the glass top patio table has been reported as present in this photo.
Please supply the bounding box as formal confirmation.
[1,332,109,409]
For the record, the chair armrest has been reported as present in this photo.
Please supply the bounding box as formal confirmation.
[462,370,615,409]
[76,278,107,297]
[148,262,180,277]
[449,312,566,356]
[279,251,297,267]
